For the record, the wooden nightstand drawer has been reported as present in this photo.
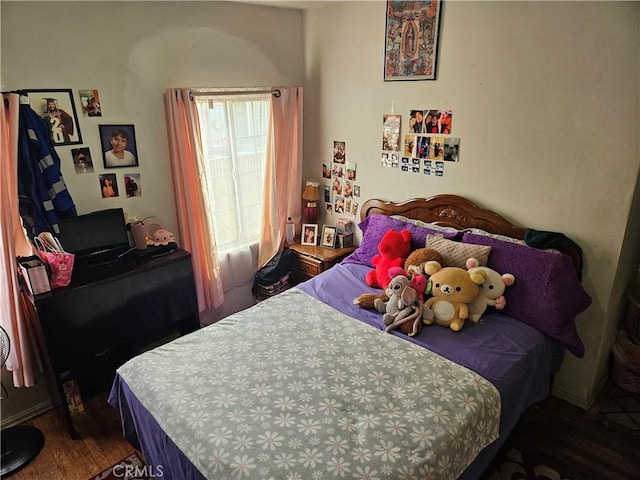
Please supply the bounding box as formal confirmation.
[287,242,356,286]
[292,255,322,277]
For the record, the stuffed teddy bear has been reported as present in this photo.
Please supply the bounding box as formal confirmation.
[404,247,445,277]
[354,247,443,309]
[423,260,486,331]
[405,247,444,301]
[373,273,424,336]
[465,257,515,323]
[365,229,412,289]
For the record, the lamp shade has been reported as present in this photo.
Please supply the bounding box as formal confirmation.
[302,180,321,224]
[302,181,320,201]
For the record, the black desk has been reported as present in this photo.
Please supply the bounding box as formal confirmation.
[34,248,199,438]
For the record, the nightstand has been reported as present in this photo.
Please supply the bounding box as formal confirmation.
[286,242,356,285]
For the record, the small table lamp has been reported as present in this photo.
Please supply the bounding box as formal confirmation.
[302,180,321,224]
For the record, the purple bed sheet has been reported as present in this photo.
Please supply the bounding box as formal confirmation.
[299,262,565,479]
[109,262,565,480]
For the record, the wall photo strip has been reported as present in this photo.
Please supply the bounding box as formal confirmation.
[383,108,459,177]
[324,140,360,218]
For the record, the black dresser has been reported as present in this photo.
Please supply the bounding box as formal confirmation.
[34,248,200,438]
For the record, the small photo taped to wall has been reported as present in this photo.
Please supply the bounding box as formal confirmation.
[124,173,142,198]
[99,173,119,198]
[71,147,94,174]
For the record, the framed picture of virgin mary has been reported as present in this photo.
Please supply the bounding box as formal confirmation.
[384,0,443,81]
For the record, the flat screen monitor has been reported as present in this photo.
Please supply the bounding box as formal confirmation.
[57,208,130,258]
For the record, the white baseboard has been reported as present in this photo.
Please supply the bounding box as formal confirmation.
[2,399,57,428]
[552,375,607,410]
[552,388,590,409]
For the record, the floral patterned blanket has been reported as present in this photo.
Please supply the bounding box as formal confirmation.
[116,288,500,480]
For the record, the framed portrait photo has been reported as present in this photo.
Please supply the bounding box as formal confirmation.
[99,124,139,168]
[321,225,337,248]
[25,89,82,145]
[384,0,443,81]
[302,224,318,246]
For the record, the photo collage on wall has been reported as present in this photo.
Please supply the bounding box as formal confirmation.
[323,141,360,218]
[381,109,460,177]
[25,88,142,201]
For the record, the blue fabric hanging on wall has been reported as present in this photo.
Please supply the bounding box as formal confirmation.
[17,102,76,237]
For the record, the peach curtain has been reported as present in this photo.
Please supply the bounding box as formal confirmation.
[1,93,44,387]
[258,87,303,268]
[163,89,224,310]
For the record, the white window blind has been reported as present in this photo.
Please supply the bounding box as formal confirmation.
[195,94,271,254]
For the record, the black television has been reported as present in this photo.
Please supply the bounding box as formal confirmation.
[56,208,131,264]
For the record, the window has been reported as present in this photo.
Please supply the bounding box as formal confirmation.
[195,94,271,253]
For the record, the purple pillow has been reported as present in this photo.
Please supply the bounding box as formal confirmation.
[343,214,460,267]
[462,232,591,357]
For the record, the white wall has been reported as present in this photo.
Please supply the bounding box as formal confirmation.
[0,0,305,423]
[303,1,640,407]
[1,0,303,237]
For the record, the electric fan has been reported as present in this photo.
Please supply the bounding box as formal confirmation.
[0,326,45,478]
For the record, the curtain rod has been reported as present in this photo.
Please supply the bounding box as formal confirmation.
[190,89,281,98]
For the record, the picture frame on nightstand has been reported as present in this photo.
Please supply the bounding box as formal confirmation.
[302,224,318,246]
[321,225,337,248]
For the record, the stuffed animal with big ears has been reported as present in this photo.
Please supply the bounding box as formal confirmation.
[373,271,424,336]
[355,247,443,309]
[465,257,515,323]
[423,260,486,331]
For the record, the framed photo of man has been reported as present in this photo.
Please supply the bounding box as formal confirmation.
[25,89,82,145]
[99,124,139,168]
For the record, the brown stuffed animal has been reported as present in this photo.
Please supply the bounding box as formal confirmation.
[404,248,445,277]
[353,247,445,310]
[423,261,487,331]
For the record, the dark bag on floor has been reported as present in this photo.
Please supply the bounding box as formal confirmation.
[252,249,293,294]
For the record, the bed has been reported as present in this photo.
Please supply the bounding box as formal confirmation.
[108,194,591,480]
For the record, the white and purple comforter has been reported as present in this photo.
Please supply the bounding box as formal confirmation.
[113,288,500,480]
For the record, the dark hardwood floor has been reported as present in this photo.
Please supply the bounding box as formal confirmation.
[5,387,640,480]
[6,391,135,480]
[499,394,640,480]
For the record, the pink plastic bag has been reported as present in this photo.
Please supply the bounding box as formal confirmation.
[38,250,75,288]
